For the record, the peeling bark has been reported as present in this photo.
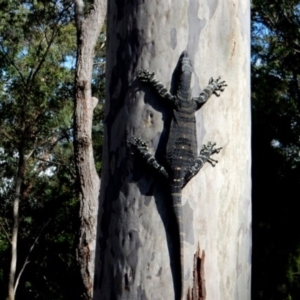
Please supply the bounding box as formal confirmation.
[187,245,206,300]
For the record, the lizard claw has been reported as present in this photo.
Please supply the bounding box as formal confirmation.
[207,157,218,167]
[200,142,222,167]
[209,76,227,97]
[128,136,149,155]
[136,69,154,82]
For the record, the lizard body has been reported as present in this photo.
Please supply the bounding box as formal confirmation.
[130,51,226,299]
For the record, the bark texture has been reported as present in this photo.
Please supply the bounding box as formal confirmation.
[74,0,106,298]
[187,245,206,300]
[95,1,251,299]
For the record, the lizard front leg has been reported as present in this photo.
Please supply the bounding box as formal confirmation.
[182,142,222,188]
[193,77,227,110]
[136,69,176,104]
[129,136,169,179]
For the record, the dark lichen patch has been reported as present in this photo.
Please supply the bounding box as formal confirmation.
[187,0,206,89]
[144,195,152,206]
[170,27,177,49]
[124,272,130,290]
[207,0,219,18]
[183,200,195,245]
[146,41,156,57]
[151,251,155,261]
[137,285,149,300]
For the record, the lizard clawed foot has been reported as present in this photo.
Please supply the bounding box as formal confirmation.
[136,69,154,82]
[207,157,219,167]
[128,136,169,178]
[128,136,149,155]
[200,141,222,167]
[209,76,227,97]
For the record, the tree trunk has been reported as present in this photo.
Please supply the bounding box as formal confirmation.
[8,141,25,300]
[95,1,251,299]
[74,0,106,298]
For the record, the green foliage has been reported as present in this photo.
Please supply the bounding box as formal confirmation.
[0,1,89,299]
[251,0,300,299]
[0,1,105,297]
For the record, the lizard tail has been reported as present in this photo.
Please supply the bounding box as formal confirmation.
[171,190,184,300]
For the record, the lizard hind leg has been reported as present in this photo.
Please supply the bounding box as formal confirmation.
[182,142,222,188]
[129,136,169,178]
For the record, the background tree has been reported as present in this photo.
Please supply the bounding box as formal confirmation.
[251,0,300,299]
[94,1,251,299]
[0,1,83,299]
[73,0,106,298]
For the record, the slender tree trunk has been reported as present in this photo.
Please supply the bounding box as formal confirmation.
[95,1,251,299]
[74,0,106,298]
[8,142,25,300]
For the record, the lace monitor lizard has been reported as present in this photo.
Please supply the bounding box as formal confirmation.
[130,51,226,300]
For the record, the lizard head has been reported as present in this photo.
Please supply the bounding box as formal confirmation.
[176,51,193,101]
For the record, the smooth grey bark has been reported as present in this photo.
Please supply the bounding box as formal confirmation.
[95,1,251,299]
[74,0,106,298]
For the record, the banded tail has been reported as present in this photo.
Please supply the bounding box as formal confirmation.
[171,186,184,300]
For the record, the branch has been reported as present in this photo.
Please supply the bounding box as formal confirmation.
[0,220,11,243]
[74,0,85,30]
[29,28,59,85]
[26,34,47,85]
[14,219,51,293]
[0,43,26,86]
[0,128,14,141]
[25,132,66,161]
[34,158,64,169]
